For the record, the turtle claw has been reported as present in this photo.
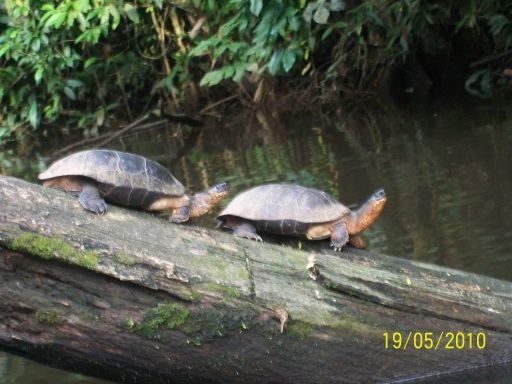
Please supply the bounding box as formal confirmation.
[330,242,344,252]
[238,233,262,242]
[81,198,107,215]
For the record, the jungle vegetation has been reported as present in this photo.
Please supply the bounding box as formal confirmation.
[1,0,512,142]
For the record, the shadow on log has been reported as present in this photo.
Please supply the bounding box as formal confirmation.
[0,175,511,383]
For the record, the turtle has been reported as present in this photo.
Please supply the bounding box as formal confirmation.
[38,149,228,222]
[218,184,386,250]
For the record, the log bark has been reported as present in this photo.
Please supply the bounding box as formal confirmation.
[0,175,511,383]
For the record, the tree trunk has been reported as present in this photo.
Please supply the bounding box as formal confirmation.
[0,175,511,383]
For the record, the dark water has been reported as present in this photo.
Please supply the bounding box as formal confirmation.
[1,101,512,382]
[0,351,112,384]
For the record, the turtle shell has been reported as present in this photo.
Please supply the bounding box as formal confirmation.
[38,150,185,204]
[218,184,350,224]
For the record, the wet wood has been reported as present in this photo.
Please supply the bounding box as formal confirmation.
[0,175,511,383]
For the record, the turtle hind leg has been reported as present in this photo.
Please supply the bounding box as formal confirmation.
[330,222,349,251]
[233,221,262,242]
[348,235,367,249]
[169,206,190,223]
[79,184,107,215]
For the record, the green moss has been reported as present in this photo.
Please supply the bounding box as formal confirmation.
[114,251,136,266]
[186,337,202,347]
[188,290,203,302]
[206,284,241,298]
[180,307,229,338]
[135,301,190,338]
[35,309,59,325]
[331,314,383,337]
[11,233,97,270]
[133,300,260,344]
[287,321,313,340]
[121,316,135,330]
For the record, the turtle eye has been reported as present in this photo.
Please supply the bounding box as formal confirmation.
[374,188,386,199]
[216,182,228,192]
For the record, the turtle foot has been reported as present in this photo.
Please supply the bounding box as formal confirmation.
[169,215,189,224]
[169,206,190,223]
[233,222,262,242]
[78,184,107,215]
[330,222,349,252]
[79,196,107,215]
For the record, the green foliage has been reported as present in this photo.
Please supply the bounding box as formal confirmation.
[0,0,159,140]
[1,0,512,141]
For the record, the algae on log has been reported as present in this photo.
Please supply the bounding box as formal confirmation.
[0,175,511,383]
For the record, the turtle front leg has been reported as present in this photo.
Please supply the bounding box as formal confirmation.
[330,222,349,251]
[348,235,367,249]
[169,206,190,223]
[78,183,107,215]
[233,221,263,242]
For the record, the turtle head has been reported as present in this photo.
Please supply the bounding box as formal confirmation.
[347,188,387,234]
[189,182,229,218]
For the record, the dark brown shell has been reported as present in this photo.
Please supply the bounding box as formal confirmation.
[38,149,185,197]
[218,184,350,224]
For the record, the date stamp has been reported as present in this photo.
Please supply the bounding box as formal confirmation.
[383,331,486,350]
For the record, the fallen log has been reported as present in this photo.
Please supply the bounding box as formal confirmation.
[0,174,511,383]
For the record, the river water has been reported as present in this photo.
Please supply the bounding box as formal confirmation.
[1,100,511,382]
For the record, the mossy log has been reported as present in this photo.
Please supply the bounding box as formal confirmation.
[0,175,511,383]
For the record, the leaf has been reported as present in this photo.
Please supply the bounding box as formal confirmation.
[199,69,224,87]
[28,97,39,128]
[268,50,284,75]
[124,3,140,23]
[250,0,263,17]
[41,4,55,11]
[465,69,493,98]
[96,108,106,126]
[84,57,96,69]
[66,79,84,88]
[34,67,44,84]
[303,2,318,23]
[321,26,334,40]
[31,39,41,52]
[0,127,10,139]
[64,86,76,100]
[107,5,121,29]
[78,0,91,12]
[328,0,345,12]
[489,15,509,37]
[334,20,348,28]
[0,42,11,58]
[44,12,67,29]
[282,50,296,72]
[313,5,330,24]
[233,63,246,82]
